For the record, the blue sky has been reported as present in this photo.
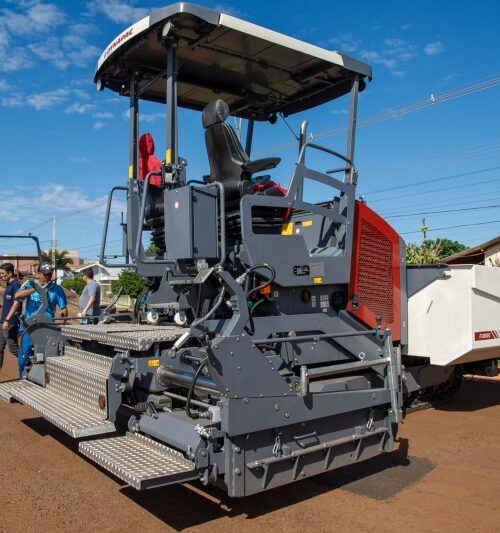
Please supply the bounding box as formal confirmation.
[0,0,499,261]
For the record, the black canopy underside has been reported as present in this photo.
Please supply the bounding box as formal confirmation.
[95,3,372,120]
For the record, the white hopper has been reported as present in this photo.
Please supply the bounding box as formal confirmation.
[407,265,500,366]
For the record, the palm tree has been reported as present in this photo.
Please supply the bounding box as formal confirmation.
[41,250,74,272]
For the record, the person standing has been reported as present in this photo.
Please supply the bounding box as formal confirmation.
[78,267,100,324]
[15,263,67,378]
[0,263,21,371]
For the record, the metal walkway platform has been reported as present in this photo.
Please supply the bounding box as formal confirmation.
[61,323,187,351]
[79,432,198,490]
[0,349,115,438]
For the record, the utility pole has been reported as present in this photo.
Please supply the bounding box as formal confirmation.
[51,216,57,270]
[419,216,429,241]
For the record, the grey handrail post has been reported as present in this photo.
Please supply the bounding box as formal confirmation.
[346,74,359,185]
[99,186,128,267]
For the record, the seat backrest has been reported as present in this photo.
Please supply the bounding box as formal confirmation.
[202,100,251,202]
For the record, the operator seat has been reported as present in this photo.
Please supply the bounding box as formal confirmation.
[202,99,281,209]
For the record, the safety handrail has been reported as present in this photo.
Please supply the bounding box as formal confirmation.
[297,141,357,183]
[99,186,129,268]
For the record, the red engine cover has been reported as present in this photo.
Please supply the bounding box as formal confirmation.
[348,201,401,341]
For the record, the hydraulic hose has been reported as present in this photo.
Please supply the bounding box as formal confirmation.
[245,263,276,299]
[185,357,209,419]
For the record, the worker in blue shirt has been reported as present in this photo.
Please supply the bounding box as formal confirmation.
[0,262,21,371]
[15,263,67,378]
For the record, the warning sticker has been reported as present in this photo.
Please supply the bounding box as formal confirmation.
[148,359,161,367]
[293,265,310,276]
[309,262,325,277]
[281,222,293,235]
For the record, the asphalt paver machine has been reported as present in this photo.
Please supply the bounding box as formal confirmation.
[1,3,499,496]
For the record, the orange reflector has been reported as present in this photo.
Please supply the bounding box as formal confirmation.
[44,372,50,384]
[259,284,271,295]
[98,395,106,410]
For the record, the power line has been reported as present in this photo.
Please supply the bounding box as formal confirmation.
[401,219,500,235]
[368,176,500,203]
[380,193,500,216]
[385,204,500,219]
[362,138,500,181]
[363,165,500,196]
[253,75,500,157]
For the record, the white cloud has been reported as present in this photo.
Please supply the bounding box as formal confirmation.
[69,156,89,164]
[26,88,70,110]
[383,38,418,61]
[359,37,418,76]
[29,37,68,69]
[424,41,444,56]
[0,79,8,91]
[121,109,163,123]
[213,4,247,18]
[86,0,148,25]
[0,184,123,223]
[329,34,360,53]
[0,2,66,35]
[0,95,23,107]
[65,102,97,114]
[93,111,114,119]
[93,121,106,129]
[360,50,396,69]
[29,24,100,69]
[0,43,34,72]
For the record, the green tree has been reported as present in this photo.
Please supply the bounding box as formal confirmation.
[111,269,146,298]
[41,250,74,271]
[146,243,160,254]
[406,241,442,264]
[61,277,86,295]
[432,238,467,258]
[406,238,467,264]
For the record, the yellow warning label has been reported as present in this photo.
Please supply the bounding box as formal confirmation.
[303,220,313,227]
[128,165,133,179]
[147,359,160,367]
[313,277,323,284]
[165,148,171,164]
[281,222,293,235]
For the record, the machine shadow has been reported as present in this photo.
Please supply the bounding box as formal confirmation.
[436,378,500,413]
[20,417,428,529]
[118,438,412,531]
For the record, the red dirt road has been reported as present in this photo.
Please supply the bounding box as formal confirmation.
[0,348,499,533]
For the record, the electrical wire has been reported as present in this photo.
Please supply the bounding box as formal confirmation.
[362,165,500,196]
[385,203,500,219]
[253,75,500,157]
[401,219,500,235]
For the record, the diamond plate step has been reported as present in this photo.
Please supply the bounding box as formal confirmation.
[7,380,115,437]
[46,350,112,417]
[0,350,116,438]
[79,432,198,490]
[61,324,186,351]
[0,380,33,403]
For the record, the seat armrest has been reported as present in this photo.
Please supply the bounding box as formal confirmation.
[242,157,281,174]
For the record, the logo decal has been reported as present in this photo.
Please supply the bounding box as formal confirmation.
[103,28,134,59]
[474,330,500,341]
